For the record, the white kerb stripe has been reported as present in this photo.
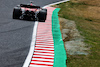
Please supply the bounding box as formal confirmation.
[33,55,54,58]
[31,61,53,65]
[34,53,54,55]
[31,58,54,61]
[34,50,54,53]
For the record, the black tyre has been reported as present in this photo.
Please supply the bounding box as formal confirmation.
[13,7,21,19]
[37,9,47,22]
[42,9,47,12]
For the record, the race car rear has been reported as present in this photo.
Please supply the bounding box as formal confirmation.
[13,3,47,22]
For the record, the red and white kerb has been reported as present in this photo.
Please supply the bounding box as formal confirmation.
[29,7,56,67]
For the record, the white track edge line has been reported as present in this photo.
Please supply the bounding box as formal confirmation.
[23,21,38,67]
[43,0,70,8]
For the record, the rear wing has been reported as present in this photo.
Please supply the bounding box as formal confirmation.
[20,4,40,8]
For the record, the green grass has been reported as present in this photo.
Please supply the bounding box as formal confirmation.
[55,1,100,67]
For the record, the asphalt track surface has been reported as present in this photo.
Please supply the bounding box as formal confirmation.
[0,0,63,67]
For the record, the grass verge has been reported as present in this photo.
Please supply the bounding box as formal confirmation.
[53,1,100,67]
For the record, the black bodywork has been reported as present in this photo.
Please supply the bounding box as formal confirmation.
[13,3,47,22]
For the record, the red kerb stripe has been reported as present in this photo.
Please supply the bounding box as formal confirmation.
[30,63,53,66]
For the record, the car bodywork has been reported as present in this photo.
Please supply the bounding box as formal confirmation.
[13,2,47,22]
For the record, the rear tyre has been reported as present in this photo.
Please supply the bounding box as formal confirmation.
[37,9,47,22]
[13,7,21,19]
[42,9,47,12]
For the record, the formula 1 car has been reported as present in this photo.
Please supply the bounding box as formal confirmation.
[13,1,47,22]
